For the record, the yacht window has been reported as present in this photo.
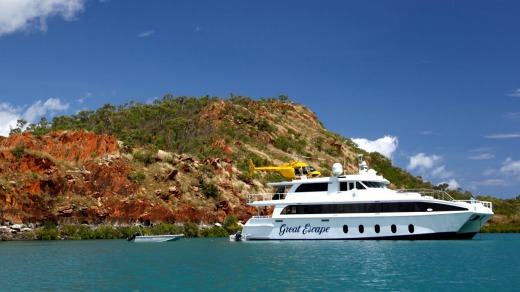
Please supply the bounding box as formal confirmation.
[375,224,380,233]
[295,183,328,192]
[275,186,287,193]
[271,193,282,200]
[273,186,289,200]
[391,224,397,233]
[343,225,348,234]
[340,182,349,191]
[408,224,414,233]
[281,202,468,215]
[362,181,387,188]
[355,182,366,189]
[285,206,298,214]
[359,225,364,234]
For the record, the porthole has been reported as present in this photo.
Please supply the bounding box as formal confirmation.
[391,224,397,233]
[374,224,380,233]
[359,224,364,234]
[408,224,414,233]
[343,225,348,234]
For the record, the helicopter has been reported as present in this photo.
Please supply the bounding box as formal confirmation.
[249,159,321,179]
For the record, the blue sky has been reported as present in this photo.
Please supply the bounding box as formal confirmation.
[0,0,519,198]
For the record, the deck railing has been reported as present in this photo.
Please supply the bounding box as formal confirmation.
[247,193,286,204]
[397,189,455,201]
[398,189,493,211]
[453,199,493,210]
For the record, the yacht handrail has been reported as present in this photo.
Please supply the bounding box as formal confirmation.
[397,189,455,201]
[453,199,493,211]
[247,193,286,204]
[398,189,493,211]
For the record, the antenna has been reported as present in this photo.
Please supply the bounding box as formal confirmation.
[358,154,368,173]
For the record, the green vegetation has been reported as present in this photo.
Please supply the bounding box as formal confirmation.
[200,180,221,199]
[10,145,26,159]
[32,215,243,240]
[222,214,241,235]
[481,224,520,233]
[36,220,59,240]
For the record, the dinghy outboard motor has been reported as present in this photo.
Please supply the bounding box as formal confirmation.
[235,231,242,242]
[127,232,141,241]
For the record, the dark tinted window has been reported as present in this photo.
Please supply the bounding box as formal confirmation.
[340,182,349,191]
[295,183,328,192]
[375,224,380,233]
[391,224,397,233]
[362,181,387,188]
[359,225,364,233]
[343,225,348,234]
[281,202,467,215]
[408,224,414,233]
[355,182,366,189]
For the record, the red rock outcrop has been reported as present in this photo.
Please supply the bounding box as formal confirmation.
[0,131,243,226]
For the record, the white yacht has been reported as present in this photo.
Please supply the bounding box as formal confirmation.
[241,156,493,240]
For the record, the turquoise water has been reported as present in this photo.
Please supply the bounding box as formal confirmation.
[1,234,518,291]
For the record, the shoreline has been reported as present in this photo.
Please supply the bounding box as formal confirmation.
[0,221,239,241]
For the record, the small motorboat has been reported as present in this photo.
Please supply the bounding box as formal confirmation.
[127,232,184,242]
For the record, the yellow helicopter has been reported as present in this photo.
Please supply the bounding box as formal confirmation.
[249,159,321,179]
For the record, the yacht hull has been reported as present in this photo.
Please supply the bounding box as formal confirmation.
[242,211,493,240]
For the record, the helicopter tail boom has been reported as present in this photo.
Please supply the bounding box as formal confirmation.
[249,159,256,177]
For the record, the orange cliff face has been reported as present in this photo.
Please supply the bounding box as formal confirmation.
[0,131,248,226]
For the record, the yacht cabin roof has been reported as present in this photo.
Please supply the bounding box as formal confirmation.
[266,173,390,188]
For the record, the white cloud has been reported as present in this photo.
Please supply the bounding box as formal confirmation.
[500,158,520,177]
[469,153,495,160]
[351,135,398,159]
[440,178,460,190]
[0,0,86,36]
[77,91,92,103]
[0,98,69,137]
[473,158,520,189]
[484,133,520,139]
[475,179,508,187]
[482,168,496,176]
[407,153,442,170]
[23,98,69,121]
[407,153,463,189]
[431,165,453,179]
[0,102,21,137]
[138,30,154,37]
[504,112,520,120]
[506,88,520,97]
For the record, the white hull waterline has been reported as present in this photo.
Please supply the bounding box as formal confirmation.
[242,157,493,241]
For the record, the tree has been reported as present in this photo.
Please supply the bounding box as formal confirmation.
[278,94,289,102]
[9,119,27,135]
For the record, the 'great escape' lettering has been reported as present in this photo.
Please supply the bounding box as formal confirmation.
[279,224,301,236]
[279,223,330,236]
[302,223,330,235]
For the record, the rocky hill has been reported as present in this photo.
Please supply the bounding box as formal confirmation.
[0,96,516,231]
[0,98,361,227]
